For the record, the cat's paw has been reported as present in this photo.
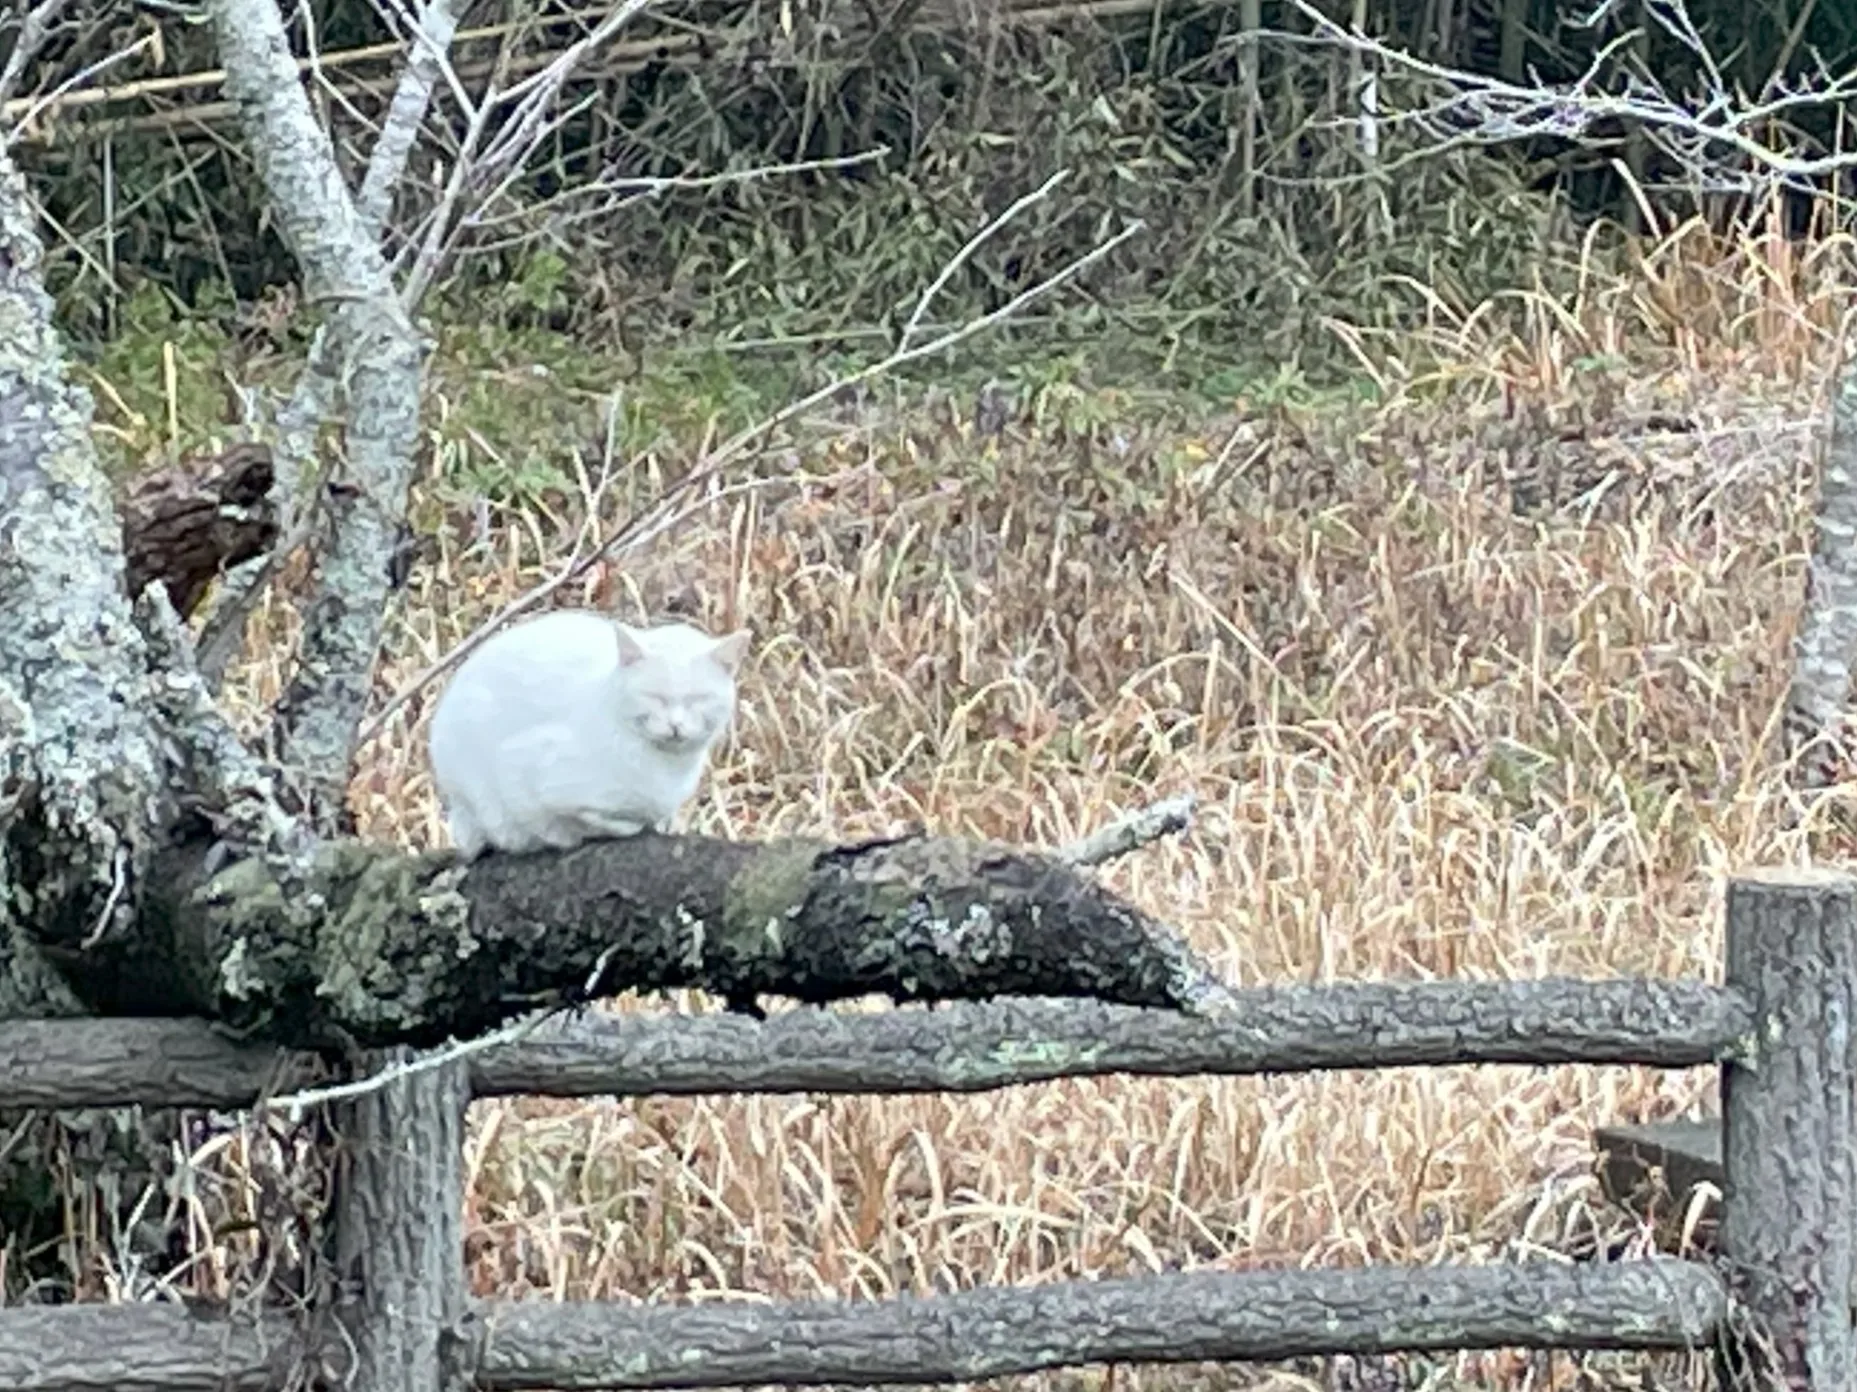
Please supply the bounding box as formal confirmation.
[576,813,648,840]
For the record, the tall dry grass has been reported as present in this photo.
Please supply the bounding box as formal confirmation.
[199,212,1855,1387]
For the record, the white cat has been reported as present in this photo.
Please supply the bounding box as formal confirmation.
[426,610,751,860]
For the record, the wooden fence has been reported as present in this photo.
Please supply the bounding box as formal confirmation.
[0,866,1851,1392]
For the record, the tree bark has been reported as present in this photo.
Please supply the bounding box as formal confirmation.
[0,1258,1727,1391]
[1719,868,1857,1392]
[0,1306,309,1391]
[0,976,1748,1109]
[475,1259,1725,1387]
[1784,345,1857,790]
[118,442,278,618]
[470,974,1748,1094]
[354,0,469,237]
[333,1053,472,1392]
[206,0,425,828]
[57,829,1227,1050]
[0,140,173,1014]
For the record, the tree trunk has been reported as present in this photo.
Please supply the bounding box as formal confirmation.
[0,145,174,1003]
[1785,342,1857,791]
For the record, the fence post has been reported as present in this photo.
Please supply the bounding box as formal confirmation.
[1720,868,1857,1392]
[331,1053,473,1392]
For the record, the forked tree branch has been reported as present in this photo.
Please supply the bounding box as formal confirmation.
[198,0,473,691]
[0,0,1195,1070]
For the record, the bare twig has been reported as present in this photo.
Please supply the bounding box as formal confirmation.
[1059,794,1198,867]
[3,25,156,147]
[453,147,893,259]
[356,209,1146,745]
[260,1009,553,1120]
[398,0,656,308]
[1274,0,1857,190]
[900,168,1070,349]
[463,148,893,233]
[0,0,73,108]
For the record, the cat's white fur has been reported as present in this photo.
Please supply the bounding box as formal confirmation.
[427,609,750,859]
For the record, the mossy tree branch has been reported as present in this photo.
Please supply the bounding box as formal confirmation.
[44,830,1229,1051]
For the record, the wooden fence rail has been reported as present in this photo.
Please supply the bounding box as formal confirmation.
[0,1260,1727,1392]
[0,867,1850,1392]
[0,977,1749,1109]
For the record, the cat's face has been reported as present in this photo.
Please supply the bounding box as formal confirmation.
[625,672,733,752]
[614,625,751,754]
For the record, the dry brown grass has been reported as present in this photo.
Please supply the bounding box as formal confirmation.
[193,215,1857,1388]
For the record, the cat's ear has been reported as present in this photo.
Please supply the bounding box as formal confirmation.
[709,629,752,675]
[614,625,649,667]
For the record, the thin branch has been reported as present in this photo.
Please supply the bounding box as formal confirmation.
[901,168,1070,349]
[356,210,1147,745]
[1274,0,1857,189]
[398,0,656,308]
[0,0,72,108]
[440,147,894,263]
[355,0,470,237]
[2,26,156,147]
[461,148,893,233]
[1059,794,1198,867]
[260,1009,554,1119]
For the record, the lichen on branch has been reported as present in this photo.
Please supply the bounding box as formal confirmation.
[0,142,174,1001]
[109,831,1228,1050]
[206,0,426,828]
